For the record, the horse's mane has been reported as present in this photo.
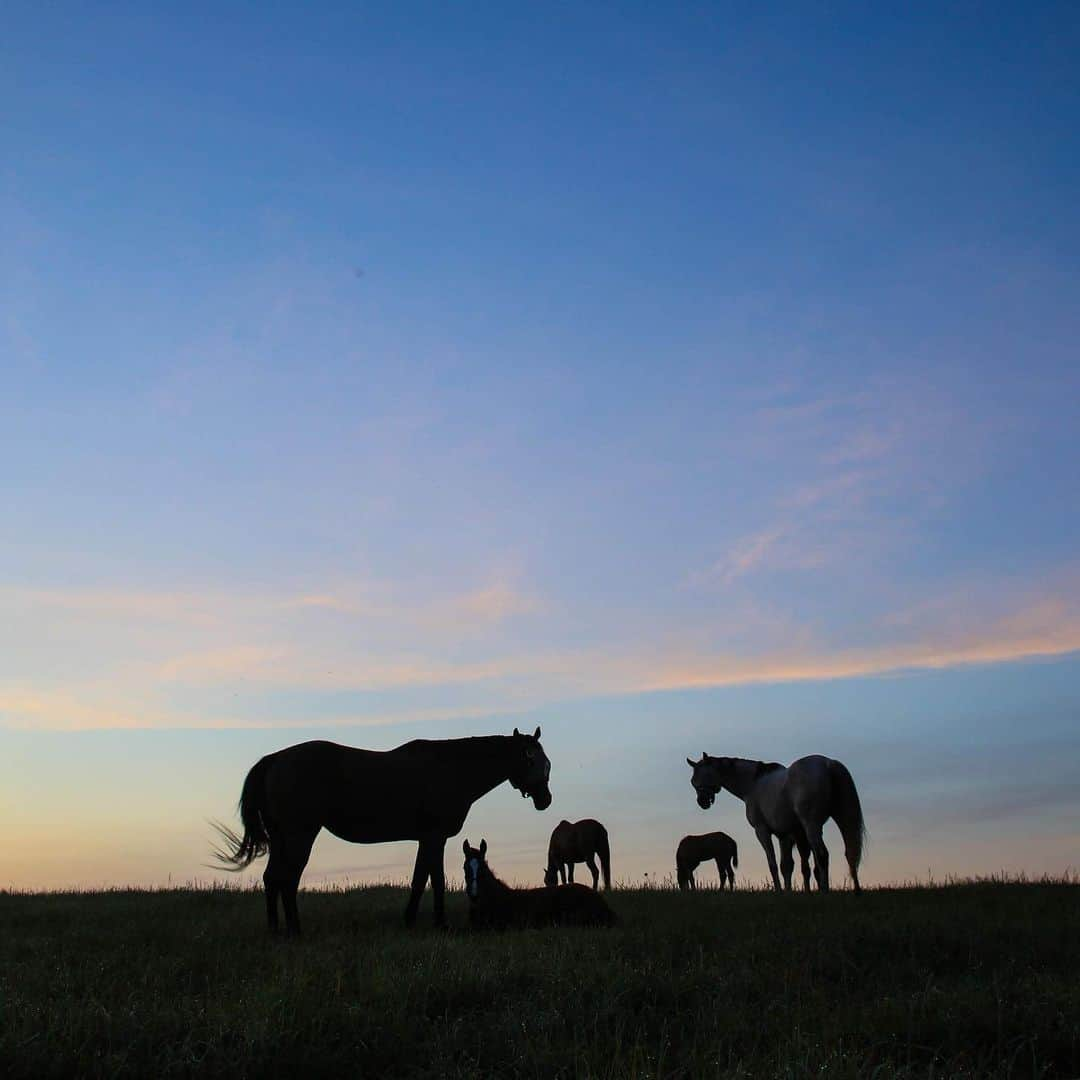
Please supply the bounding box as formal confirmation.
[398,734,512,757]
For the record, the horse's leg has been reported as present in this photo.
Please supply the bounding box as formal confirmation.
[755,826,782,891]
[567,863,575,884]
[846,848,862,894]
[404,842,432,927]
[778,835,795,892]
[280,825,319,938]
[428,836,448,929]
[560,863,567,885]
[262,830,282,934]
[727,860,736,890]
[714,858,727,889]
[585,855,600,891]
[801,819,830,892]
[795,834,813,892]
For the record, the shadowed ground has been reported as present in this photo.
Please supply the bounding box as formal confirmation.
[1,878,1078,1077]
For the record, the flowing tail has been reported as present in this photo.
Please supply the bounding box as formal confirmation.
[828,759,867,882]
[210,755,273,870]
[597,827,612,891]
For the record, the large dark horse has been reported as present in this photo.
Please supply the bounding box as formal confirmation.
[214,727,552,935]
[687,753,866,892]
[676,831,738,891]
[543,818,611,890]
[464,839,616,928]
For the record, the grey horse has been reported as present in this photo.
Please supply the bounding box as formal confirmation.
[686,753,866,893]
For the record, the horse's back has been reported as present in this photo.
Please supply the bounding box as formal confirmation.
[551,818,606,860]
[678,831,735,864]
[260,738,463,840]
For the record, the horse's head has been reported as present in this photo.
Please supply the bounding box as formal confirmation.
[687,752,731,809]
[462,838,488,900]
[508,726,552,811]
[543,864,558,887]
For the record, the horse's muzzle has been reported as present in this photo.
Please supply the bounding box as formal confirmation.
[531,787,552,811]
[697,791,715,810]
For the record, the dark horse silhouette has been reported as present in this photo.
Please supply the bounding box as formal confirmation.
[214,727,552,935]
[543,818,611,890]
[463,839,616,928]
[676,831,738,890]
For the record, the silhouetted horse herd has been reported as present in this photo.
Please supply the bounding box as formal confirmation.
[215,728,867,935]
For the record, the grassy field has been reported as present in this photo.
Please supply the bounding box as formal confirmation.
[1,877,1078,1078]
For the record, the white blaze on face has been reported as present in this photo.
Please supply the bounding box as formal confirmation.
[467,858,481,898]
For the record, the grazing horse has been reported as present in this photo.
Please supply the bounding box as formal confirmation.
[686,753,866,893]
[463,839,616,928]
[213,727,552,935]
[543,818,611,890]
[676,832,738,891]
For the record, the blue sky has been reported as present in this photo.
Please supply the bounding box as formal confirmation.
[2,3,1078,890]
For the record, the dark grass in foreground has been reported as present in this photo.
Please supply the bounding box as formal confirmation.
[2,879,1078,1078]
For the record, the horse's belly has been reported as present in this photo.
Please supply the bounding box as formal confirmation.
[324,819,415,844]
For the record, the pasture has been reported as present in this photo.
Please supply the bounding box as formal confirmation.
[2,877,1078,1078]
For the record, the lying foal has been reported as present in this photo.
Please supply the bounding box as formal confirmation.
[463,839,616,928]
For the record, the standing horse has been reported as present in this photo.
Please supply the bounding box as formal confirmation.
[213,727,552,935]
[686,753,866,893]
[543,818,611,890]
[676,832,738,891]
[464,839,616,928]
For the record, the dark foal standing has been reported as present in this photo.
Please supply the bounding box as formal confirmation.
[464,839,616,929]
[544,818,611,890]
[214,728,552,935]
[676,831,738,890]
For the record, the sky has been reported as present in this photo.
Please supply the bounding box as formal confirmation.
[2,3,1079,893]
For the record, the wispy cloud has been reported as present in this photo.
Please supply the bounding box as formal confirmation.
[3,571,1077,730]
[694,527,787,585]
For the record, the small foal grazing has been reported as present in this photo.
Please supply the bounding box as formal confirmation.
[463,839,616,928]
[544,818,611,890]
[676,831,738,890]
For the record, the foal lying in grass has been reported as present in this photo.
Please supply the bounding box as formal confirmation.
[463,839,616,928]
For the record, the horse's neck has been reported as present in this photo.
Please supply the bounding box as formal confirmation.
[463,738,518,803]
[478,867,515,906]
[722,759,765,801]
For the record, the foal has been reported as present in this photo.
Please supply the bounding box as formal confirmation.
[544,818,611,890]
[676,831,738,891]
[463,839,616,928]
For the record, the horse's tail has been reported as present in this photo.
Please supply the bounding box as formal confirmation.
[731,840,738,869]
[828,759,867,872]
[210,755,273,870]
[596,826,612,891]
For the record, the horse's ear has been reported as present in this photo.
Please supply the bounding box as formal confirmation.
[687,757,696,768]
[513,727,520,737]
[463,839,470,855]
[702,751,709,762]
[479,838,487,856]
[533,726,541,739]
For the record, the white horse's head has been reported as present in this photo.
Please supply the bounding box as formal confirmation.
[686,753,734,809]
